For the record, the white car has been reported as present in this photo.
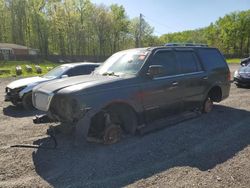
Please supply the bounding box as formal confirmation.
[5,62,100,110]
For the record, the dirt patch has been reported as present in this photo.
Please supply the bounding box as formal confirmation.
[0,64,249,187]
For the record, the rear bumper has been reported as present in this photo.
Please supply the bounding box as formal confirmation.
[221,82,231,101]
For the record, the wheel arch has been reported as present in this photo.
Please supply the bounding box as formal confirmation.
[88,101,139,137]
[206,85,222,102]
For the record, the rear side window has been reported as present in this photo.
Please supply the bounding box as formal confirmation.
[151,50,178,76]
[175,51,201,73]
[197,48,226,70]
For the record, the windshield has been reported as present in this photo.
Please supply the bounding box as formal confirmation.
[95,49,148,76]
[43,66,69,78]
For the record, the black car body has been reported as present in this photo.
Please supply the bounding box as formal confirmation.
[234,62,250,87]
[32,46,231,143]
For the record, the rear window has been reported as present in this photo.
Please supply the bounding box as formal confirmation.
[197,48,226,70]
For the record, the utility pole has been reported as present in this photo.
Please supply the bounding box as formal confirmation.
[139,13,143,47]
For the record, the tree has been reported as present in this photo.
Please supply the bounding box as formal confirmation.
[129,17,154,47]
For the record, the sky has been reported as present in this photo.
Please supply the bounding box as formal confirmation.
[92,0,250,36]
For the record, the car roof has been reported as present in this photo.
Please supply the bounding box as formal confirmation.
[117,46,216,54]
[147,46,215,51]
[61,62,101,68]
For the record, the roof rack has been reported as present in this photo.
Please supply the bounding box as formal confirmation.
[165,43,208,47]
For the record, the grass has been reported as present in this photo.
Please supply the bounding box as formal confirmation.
[0,60,58,78]
[226,58,241,64]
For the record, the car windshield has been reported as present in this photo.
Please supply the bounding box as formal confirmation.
[42,66,69,79]
[95,49,148,76]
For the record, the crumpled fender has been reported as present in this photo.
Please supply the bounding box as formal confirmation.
[74,98,142,141]
[75,107,101,140]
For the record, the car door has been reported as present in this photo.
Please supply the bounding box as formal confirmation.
[175,49,208,111]
[140,49,183,122]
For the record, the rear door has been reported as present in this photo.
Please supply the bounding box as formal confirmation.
[140,49,183,122]
[175,49,208,111]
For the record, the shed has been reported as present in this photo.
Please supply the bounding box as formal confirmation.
[0,43,38,60]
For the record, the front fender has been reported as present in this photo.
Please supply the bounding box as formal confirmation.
[73,88,144,139]
[19,84,36,98]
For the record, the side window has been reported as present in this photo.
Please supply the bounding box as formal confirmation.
[151,50,178,76]
[197,48,226,70]
[176,51,201,73]
[66,65,95,77]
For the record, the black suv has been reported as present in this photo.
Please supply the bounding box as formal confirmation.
[32,45,231,144]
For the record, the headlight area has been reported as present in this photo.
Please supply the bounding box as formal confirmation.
[7,86,26,95]
[49,95,83,123]
[5,86,26,102]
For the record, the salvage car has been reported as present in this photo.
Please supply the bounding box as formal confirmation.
[240,56,250,66]
[234,61,250,87]
[5,62,100,110]
[32,45,231,144]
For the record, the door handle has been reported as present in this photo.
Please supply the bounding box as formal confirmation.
[172,81,178,86]
[202,76,208,80]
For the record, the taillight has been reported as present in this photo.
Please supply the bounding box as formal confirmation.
[227,71,231,81]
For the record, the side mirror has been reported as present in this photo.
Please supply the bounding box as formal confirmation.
[61,74,68,78]
[147,65,165,78]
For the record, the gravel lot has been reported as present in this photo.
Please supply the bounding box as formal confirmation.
[0,64,249,188]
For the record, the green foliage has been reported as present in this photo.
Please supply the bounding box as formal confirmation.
[0,0,158,57]
[160,10,250,57]
[0,0,249,58]
[226,58,241,64]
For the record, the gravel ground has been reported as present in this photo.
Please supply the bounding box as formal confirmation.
[0,64,249,188]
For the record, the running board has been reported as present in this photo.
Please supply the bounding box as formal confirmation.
[138,111,201,135]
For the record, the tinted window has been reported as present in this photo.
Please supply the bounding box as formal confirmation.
[151,50,178,76]
[176,51,201,73]
[197,48,226,70]
[66,65,97,76]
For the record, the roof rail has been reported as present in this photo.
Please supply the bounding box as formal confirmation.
[165,43,208,47]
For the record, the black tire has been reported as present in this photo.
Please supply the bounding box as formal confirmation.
[22,92,34,110]
[203,97,213,113]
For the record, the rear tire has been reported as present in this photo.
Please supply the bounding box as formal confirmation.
[203,97,213,113]
[22,92,34,110]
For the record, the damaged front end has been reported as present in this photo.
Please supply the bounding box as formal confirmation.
[5,86,26,104]
[33,92,90,125]
[49,94,89,123]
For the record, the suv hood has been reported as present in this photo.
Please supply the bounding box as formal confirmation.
[7,76,49,89]
[33,74,121,94]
